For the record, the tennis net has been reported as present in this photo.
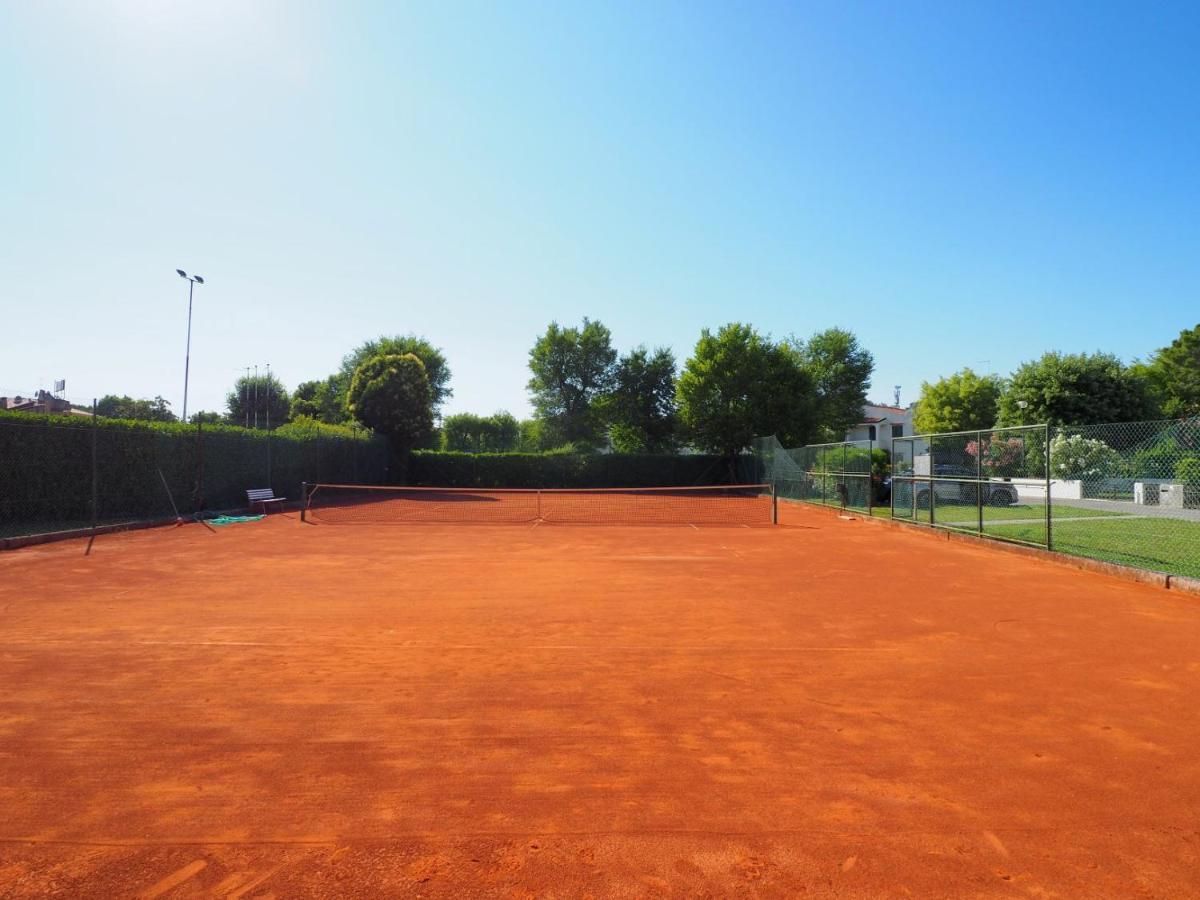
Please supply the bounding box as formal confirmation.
[302,483,776,526]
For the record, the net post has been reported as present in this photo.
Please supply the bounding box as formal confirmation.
[301,481,308,522]
[771,482,778,524]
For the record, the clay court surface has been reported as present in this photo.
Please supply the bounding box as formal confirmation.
[1,504,1199,898]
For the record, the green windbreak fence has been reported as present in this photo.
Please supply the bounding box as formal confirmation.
[0,413,390,539]
[753,435,875,514]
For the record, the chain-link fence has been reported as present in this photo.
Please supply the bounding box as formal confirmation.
[757,418,1200,579]
[754,435,877,514]
[0,412,391,540]
[892,424,1050,545]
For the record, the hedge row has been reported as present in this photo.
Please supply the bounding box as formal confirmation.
[405,451,744,488]
[0,412,389,537]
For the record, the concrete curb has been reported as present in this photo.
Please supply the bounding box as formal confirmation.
[781,498,1198,596]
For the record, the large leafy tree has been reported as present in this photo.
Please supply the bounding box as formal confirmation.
[291,376,346,424]
[603,346,678,453]
[338,335,451,416]
[1137,324,1200,418]
[527,318,617,448]
[997,351,1158,427]
[226,373,291,429]
[96,395,177,422]
[789,328,874,440]
[913,368,1004,434]
[677,323,817,457]
[441,411,520,452]
[347,353,434,448]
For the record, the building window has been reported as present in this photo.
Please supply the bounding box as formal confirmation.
[868,425,876,441]
[892,424,904,438]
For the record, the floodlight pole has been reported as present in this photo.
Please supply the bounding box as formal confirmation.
[176,270,205,423]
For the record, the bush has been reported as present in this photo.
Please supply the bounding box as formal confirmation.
[1177,456,1200,507]
[1049,434,1120,479]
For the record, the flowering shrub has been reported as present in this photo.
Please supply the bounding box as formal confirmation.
[966,437,1026,474]
[1049,434,1119,479]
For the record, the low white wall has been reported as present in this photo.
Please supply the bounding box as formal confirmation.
[1009,478,1083,501]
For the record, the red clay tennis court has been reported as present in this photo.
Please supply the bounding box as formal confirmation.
[1,496,1198,897]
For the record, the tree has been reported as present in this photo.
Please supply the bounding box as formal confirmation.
[997,351,1158,427]
[603,346,678,453]
[526,318,617,448]
[189,410,223,425]
[441,411,520,452]
[1137,323,1200,418]
[676,323,817,457]
[95,395,177,422]
[347,353,434,448]
[338,335,451,416]
[517,418,553,452]
[913,368,1004,434]
[226,373,291,429]
[291,376,345,424]
[789,328,874,440]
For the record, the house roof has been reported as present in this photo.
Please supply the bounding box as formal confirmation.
[867,404,908,413]
[860,416,887,424]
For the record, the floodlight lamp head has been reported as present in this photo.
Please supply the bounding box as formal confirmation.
[193,275,205,284]
[176,269,187,278]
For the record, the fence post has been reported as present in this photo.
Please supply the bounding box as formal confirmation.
[841,444,847,510]
[196,419,205,513]
[1045,424,1053,551]
[867,438,873,517]
[301,481,308,523]
[889,440,896,519]
[976,429,983,534]
[91,399,98,533]
[771,482,778,524]
[266,429,272,492]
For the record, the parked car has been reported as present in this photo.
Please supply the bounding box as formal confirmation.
[911,464,1019,508]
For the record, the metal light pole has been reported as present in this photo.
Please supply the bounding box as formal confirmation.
[176,270,205,423]
[265,364,272,431]
[254,365,259,429]
[244,367,251,428]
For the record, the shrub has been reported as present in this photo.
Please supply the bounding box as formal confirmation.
[1049,434,1120,479]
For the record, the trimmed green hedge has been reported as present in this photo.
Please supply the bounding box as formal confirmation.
[407,451,736,488]
[0,411,389,537]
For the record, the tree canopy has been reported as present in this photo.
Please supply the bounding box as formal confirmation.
[913,368,1004,434]
[226,373,291,429]
[291,376,345,423]
[603,346,678,453]
[996,351,1158,427]
[339,335,451,417]
[441,411,520,452]
[1137,323,1200,419]
[96,395,177,422]
[676,323,816,456]
[789,328,874,440]
[526,318,617,448]
[347,353,434,448]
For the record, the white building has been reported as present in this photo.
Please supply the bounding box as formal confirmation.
[844,402,914,453]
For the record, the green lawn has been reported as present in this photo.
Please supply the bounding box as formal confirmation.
[872,503,1123,523]
[986,516,1200,579]
[807,497,1197,579]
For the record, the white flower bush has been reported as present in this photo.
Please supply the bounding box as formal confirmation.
[1050,434,1119,479]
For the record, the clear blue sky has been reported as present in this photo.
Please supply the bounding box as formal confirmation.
[2,1,1197,419]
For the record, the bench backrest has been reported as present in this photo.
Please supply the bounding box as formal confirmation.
[246,488,276,502]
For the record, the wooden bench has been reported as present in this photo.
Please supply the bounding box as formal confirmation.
[246,488,287,515]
